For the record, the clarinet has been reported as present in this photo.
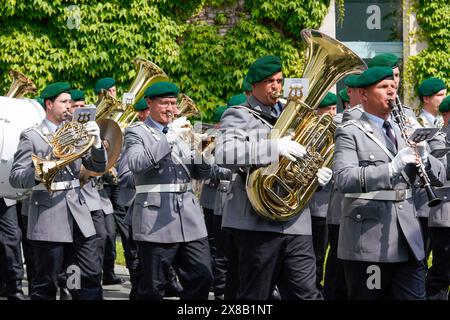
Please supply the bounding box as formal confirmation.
[388,99,442,207]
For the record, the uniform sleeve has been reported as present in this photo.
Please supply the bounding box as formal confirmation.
[333,126,392,193]
[124,127,171,175]
[117,153,135,189]
[82,144,108,173]
[9,132,39,189]
[214,107,278,171]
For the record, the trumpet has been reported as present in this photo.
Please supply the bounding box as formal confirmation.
[388,99,442,207]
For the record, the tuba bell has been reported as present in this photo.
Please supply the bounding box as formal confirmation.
[5,70,37,98]
[246,29,367,221]
[114,57,169,129]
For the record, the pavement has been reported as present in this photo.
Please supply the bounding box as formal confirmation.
[1,265,215,300]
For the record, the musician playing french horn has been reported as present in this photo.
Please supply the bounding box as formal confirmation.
[334,67,446,300]
[9,82,107,300]
[215,55,329,300]
[123,81,213,299]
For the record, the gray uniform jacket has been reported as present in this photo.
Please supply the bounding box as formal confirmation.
[215,95,312,235]
[333,112,445,262]
[80,177,113,214]
[428,126,450,227]
[117,151,136,209]
[9,121,107,242]
[309,183,332,218]
[199,164,232,212]
[124,119,211,243]
[327,105,364,225]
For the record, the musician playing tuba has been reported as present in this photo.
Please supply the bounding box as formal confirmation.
[9,82,106,300]
[214,55,329,300]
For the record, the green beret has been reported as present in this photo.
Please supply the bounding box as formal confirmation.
[438,96,450,113]
[242,77,252,92]
[439,96,450,113]
[344,74,360,88]
[36,97,45,108]
[227,94,247,107]
[212,105,228,122]
[70,89,85,102]
[94,77,116,95]
[318,92,338,108]
[40,82,71,99]
[338,88,349,102]
[356,67,394,88]
[133,98,148,111]
[367,53,399,68]
[144,81,179,99]
[418,77,446,98]
[246,55,282,85]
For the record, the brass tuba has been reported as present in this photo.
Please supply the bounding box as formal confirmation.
[115,57,169,129]
[246,29,367,221]
[32,121,95,191]
[5,70,37,98]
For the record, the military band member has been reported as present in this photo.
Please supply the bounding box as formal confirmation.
[414,77,447,261]
[417,77,447,128]
[309,92,337,291]
[93,76,125,285]
[124,81,213,300]
[215,55,331,300]
[334,67,446,299]
[94,77,117,98]
[9,82,107,300]
[426,96,450,300]
[0,197,27,300]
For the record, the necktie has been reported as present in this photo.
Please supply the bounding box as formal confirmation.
[383,121,397,148]
[162,126,169,134]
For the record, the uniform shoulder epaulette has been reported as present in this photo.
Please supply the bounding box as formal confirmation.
[338,119,358,129]
[127,121,144,128]
[23,124,40,133]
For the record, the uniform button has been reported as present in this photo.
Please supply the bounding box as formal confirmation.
[34,201,38,205]
[67,195,71,199]
[369,154,375,160]
[179,171,183,175]
[398,204,403,209]
[356,214,361,219]
[444,196,448,200]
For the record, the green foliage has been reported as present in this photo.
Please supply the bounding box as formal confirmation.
[0,0,327,120]
[405,0,450,97]
[244,0,329,39]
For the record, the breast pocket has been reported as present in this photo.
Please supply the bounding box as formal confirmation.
[345,205,381,253]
